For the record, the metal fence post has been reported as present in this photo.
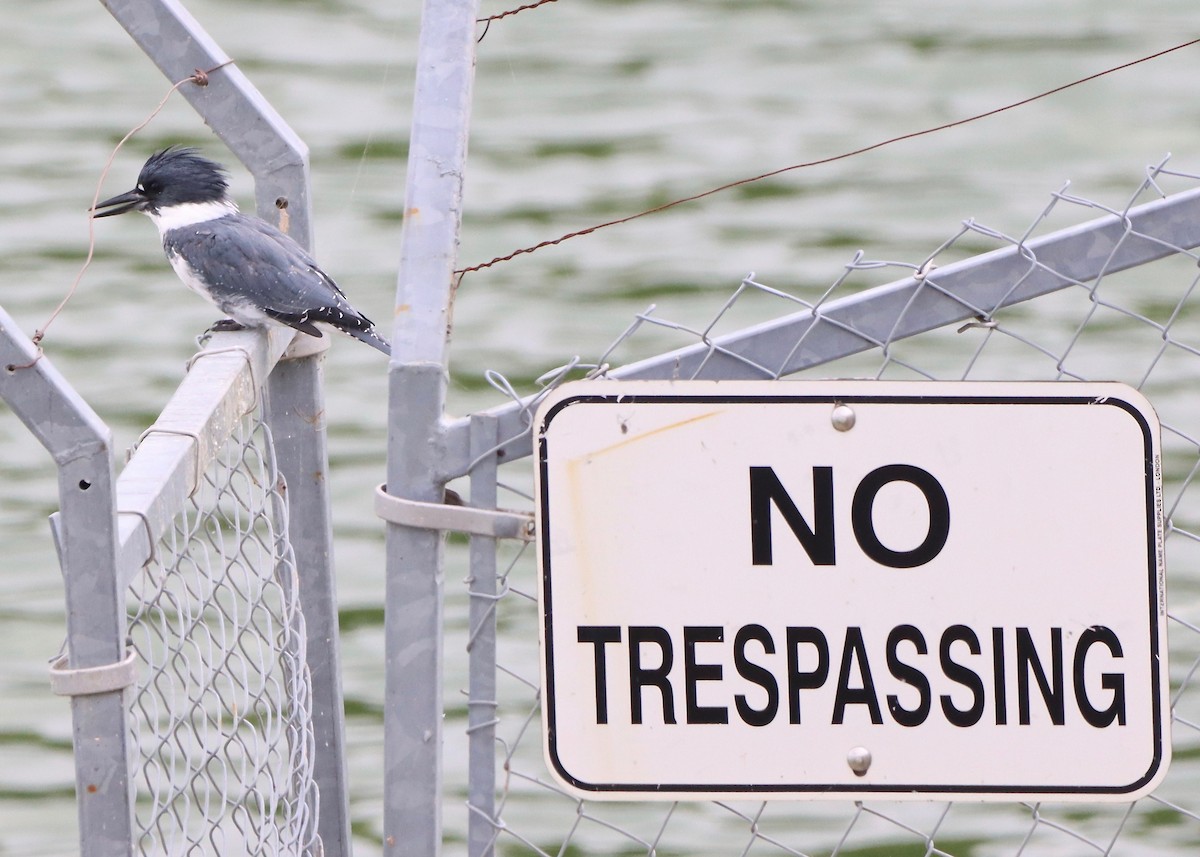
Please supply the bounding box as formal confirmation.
[0,307,132,856]
[384,0,480,854]
[467,415,500,857]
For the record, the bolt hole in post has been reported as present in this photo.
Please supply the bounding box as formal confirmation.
[274,196,291,234]
[78,479,91,491]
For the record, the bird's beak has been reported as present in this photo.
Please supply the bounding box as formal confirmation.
[91,188,148,218]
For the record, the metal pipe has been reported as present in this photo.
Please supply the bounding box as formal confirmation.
[384,0,481,854]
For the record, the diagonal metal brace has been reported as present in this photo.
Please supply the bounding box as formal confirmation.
[374,483,535,542]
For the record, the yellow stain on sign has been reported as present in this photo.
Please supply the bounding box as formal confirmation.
[582,409,721,460]
[560,409,721,609]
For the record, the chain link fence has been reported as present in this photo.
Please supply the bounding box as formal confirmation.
[438,159,1200,856]
[125,410,320,856]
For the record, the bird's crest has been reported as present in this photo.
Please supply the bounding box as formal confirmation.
[138,147,230,208]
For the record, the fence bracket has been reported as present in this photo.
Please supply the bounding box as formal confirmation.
[375,483,535,541]
[49,648,138,697]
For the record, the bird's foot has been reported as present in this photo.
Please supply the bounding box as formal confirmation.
[196,318,247,348]
[208,318,248,333]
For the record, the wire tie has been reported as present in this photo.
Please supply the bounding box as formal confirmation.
[957,316,998,334]
[135,426,205,490]
[117,507,158,567]
[185,344,260,414]
[914,262,938,281]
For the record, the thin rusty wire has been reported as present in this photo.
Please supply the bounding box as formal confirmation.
[479,0,558,24]
[476,0,559,42]
[454,36,1200,280]
[11,60,234,370]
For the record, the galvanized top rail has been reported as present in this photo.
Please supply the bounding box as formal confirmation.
[114,327,292,587]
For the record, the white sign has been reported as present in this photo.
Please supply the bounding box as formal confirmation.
[534,381,1169,801]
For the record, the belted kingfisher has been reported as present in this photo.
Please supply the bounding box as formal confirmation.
[92,147,391,355]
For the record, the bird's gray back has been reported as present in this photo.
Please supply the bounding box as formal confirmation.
[162,213,355,319]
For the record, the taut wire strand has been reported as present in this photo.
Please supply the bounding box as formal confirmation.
[454,37,1200,278]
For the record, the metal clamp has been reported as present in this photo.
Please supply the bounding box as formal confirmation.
[49,648,139,697]
[374,483,535,542]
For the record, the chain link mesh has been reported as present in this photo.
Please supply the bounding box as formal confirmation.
[125,411,321,856]
[450,158,1200,856]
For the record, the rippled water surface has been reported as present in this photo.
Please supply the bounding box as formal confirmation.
[2,1,1198,854]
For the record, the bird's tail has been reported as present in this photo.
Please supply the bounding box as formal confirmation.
[347,325,392,356]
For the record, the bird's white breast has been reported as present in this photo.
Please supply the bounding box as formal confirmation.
[164,249,214,300]
[164,246,271,328]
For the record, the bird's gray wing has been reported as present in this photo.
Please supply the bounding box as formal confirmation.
[171,214,372,332]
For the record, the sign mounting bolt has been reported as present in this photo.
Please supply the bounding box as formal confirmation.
[847,746,872,776]
[831,403,856,432]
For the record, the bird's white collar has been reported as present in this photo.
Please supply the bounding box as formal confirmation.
[147,199,239,236]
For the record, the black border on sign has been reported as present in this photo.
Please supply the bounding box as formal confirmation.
[536,391,1166,797]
